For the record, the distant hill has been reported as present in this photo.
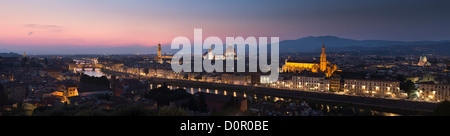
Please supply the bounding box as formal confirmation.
[0,45,172,55]
[336,42,450,56]
[279,36,450,53]
[0,52,21,58]
[1,36,449,55]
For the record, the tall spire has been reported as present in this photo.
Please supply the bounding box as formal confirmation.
[320,42,327,72]
[321,42,325,55]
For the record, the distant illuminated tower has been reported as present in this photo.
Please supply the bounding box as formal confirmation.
[320,43,327,72]
[154,43,173,64]
[206,46,214,60]
[157,43,162,58]
[23,52,26,58]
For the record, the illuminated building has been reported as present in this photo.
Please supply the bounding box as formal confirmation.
[221,73,251,85]
[282,43,337,77]
[292,73,329,92]
[225,44,237,60]
[157,43,161,58]
[155,43,173,64]
[66,87,79,97]
[418,83,450,102]
[203,44,237,60]
[43,83,78,104]
[344,79,401,97]
[204,46,215,60]
[58,82,79,97]
[417,55,431,66]
[330,75,342,92]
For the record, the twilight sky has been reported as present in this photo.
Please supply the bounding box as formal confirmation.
[1,0,450,54]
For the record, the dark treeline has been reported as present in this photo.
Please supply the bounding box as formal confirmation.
[144,83,191,106]
[0,83,8,107]
[144,83,208,113]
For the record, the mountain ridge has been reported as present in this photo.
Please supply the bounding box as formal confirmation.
[1,36,449,55]
[279,36,450,53]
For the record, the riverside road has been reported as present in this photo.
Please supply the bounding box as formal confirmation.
[149,77,437,114]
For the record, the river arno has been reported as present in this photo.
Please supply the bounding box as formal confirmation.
[76,68,105,77]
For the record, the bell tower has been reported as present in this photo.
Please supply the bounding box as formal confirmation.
[157,43,161,58]
[320,43,327,72]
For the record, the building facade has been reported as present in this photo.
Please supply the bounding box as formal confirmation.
[283,43,337,77]
[221,73,252,85]
[330,76,342,92]
[418,83,450,102]
[292,74,330,92]
[417,55,431,66]
[155,43,173,64]
[344,79,401,98]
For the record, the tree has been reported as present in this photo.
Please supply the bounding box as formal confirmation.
[162,82,168,89]
[211,96,240,116]
[197,93,208,113]
[99,76,110,86]
[157,105,190,116]
[113,105,152,116]
[144,86,191,107]
[395,75,406,83]
[104,93,111,101]
[187,97,198,111]
[80,74,110,87]
[144,68,149,75]
[400,80,416,96]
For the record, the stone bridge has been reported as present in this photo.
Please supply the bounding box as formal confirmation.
[69,63,104,71]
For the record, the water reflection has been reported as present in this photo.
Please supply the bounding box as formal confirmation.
[76,68,104,77]
[152,84,244,98]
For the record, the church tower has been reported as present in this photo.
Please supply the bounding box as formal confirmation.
[320,43,327,72]
[157,43,162,58]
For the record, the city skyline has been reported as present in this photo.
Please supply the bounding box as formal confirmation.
[2,1,450,134]
[1,0,450,54]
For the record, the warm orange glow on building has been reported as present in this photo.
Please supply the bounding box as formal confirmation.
[155,43,173,63]
[282,43,337,77]
[66,87,79,97]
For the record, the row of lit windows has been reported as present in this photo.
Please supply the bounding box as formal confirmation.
[345,81,396,87]
[345,85,398,91]
[423,88,450,91]
[294,80,321,84]
[423,90,450,95]
[294,77,323,80]
[422,85,450,89]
